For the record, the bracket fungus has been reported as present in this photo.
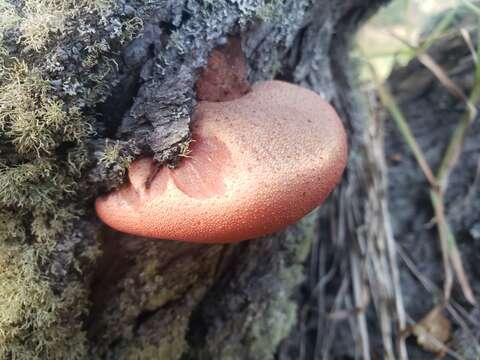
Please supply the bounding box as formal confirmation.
[95,41,348,244]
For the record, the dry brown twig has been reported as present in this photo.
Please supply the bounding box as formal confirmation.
[460,28,478,64]
[365,87,408,360]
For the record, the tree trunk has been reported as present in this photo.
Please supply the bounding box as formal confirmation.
[0,1,388,359]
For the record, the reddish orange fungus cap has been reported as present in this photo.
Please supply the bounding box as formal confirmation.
[95,80,348,243]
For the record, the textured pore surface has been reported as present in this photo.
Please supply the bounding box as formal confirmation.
[96,80,347,243]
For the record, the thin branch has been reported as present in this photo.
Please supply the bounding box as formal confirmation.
[460,28,478,64]
[436,68,480,187]
[417,52,475,114]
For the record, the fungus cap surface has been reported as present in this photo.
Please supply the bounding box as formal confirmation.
[95,80,347,243]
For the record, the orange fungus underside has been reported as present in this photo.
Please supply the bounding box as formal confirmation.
[95,80,348,243]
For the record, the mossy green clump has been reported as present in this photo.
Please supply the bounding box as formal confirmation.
[99,140,136,170]
[0,244,89,359]
[97,139,141,189]
[0,62,92,157]
[0,0,142,358]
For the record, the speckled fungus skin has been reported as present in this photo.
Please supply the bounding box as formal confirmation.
[95,80,348,243]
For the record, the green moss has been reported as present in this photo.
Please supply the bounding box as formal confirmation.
[246,297,297,360]
[18,0,68,52]
[99,140,137,174]
[121,325,187,360]
[0,210,26,243]
[0,244,89,359]
[0,0,142,357]
[0,63,92,157]
[96,139,141,188]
